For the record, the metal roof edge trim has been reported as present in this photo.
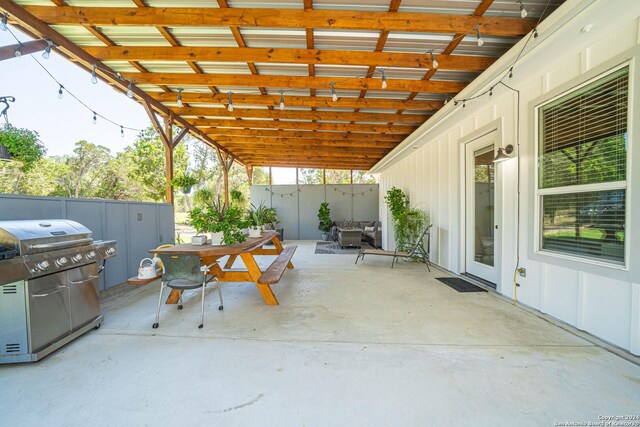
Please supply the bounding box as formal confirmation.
[367,0,597,175]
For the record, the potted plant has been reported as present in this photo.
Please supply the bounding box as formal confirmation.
[318,202,332,241]
[189,197,249,245]
[246,204,263,238]
[171,173,198,194]
[385,187,427,250]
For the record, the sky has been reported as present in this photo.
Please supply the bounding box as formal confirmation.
[1,26,151,157]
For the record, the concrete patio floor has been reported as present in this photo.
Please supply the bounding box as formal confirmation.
[1,241,639,426]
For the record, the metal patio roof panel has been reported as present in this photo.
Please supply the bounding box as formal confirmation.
[51,25,105,46]
[98,26,173,46]
[196,62,253,75]
[168,27,238,47]
[239,28,307,49]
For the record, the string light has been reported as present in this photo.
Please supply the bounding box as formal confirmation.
[227,91,233,112]
[381,69,387,89]
[429,50,438,69]
[92,111,97,124]
[444,95,449,105]
[42,40,52,59]
[114,72,124,81]
[126,80,133,98]
[91,65,98,84]
[57,84,64,99]
[14,43,21,57]
[1,13,8,31]
[176,88,184,108]
[474,26,484,47]
[330,82,338,102]
[279,90,285,110]
[509,67,514,79]
[517,0,528,18]
[462,100,466,108]
[120,125,124,137]
[489,87,493,96]
[533,28,539,39]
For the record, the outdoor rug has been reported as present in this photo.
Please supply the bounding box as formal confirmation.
[315,241,375,254]
[436,277,488,293]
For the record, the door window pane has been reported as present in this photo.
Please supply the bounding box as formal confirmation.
[474,146,495,266]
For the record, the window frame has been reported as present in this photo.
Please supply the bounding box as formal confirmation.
[533,63,631,268]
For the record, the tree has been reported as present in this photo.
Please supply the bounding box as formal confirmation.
[55,140,111,198]
[0,124,46,192]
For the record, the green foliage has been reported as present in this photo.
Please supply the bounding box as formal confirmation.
[385,187,427,249]
[170,173,198,192]
[317,202,333,233]
[188,198,249,245]
[193,188,215,209]
[248,202,278,228]
[0,124,46,172]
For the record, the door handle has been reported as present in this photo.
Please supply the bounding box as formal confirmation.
[69,275,99,285]
[31,286,67,298]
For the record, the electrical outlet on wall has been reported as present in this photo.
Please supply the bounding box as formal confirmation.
[518,267,526,278]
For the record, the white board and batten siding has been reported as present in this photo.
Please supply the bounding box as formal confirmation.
[373,0,640,355]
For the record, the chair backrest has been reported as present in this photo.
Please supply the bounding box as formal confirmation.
[158,254,203,282]
[406,224,432,255]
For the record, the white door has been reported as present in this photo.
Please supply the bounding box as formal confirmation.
[465,132,499,284]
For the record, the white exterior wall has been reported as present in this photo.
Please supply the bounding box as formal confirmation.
[376,0,640,355]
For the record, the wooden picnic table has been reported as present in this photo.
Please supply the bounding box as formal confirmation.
[151,231,295,306]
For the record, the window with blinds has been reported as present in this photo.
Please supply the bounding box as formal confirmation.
[537,66,628,264]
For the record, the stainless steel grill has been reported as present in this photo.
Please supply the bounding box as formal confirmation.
[0,219,117,364]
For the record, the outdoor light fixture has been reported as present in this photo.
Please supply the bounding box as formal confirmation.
[177,88,184,108]
[474,26,484,47]
[91,65,98,84]
[517,0,528,18]
[227,91,233,112]
[429,50,438,69]
[42,41,52,59]
[330,82,338,102]
[127,80,133,98]
[279,90,285,110]
[14,43,21,57]
[493,144,514,163]
[1,13,8,31]
[381,69,387,89]
[92,112,97,124]
[58,85,64,99]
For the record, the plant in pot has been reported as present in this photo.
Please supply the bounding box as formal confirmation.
[189,197,249,245]
[385,187,428,251]
[317,202,333,241]
[246,205,263,238]
[171,173,198,194]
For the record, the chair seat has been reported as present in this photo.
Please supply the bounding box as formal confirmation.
[166,278,205,290]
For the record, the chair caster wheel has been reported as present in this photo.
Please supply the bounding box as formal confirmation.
[94,323,101,330]
[152,323,159,329]
[178,305,183,310]
[218,306,224,311]
[198,324,203,329]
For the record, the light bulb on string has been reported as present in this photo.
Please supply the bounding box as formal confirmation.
[474,26,484,47]
[509,67,514,79]
[1,13,8,31]
[517,1,528,18]
[92,112,97,124]
[489,87,493,96]
[429,50,438,69]
[58,84,64,99]
[279,90,285,111]
[127,80,133,98]
[381,69,387,89]
[120,126,124,138]
[42,41,52,59]
[444,95,448,105]
[330,82,338,102]
[91,65,98,84]
[176,88,184,108]
[227,91,234,112]
[14,44,21,57]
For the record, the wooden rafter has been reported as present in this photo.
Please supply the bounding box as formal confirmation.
[82,47,495,72]
[204,129,405,142]
[191,120,417,134]
[215,139,398,149]
[121,73,466,93]
[174,107,428,124]
[0,39,47,61]
[25,6,536,36]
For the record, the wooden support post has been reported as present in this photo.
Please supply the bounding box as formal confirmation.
[246,165,253,185]
[164,145,174,205]
[143,101,175,204]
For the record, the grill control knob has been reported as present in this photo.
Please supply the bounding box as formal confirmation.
[106,247,116,256]
[87,251,97,260]
[72,254,83,263]
[56,257,68,267]
[37,260,50,271]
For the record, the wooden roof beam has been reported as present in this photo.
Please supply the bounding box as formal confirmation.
[121,73,466,93]
[190,119,417,133]
[25,6,536,36]
[83,47,495,71]
[204,129,404,142]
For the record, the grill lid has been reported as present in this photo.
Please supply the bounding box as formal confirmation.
[0,219,92,255]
